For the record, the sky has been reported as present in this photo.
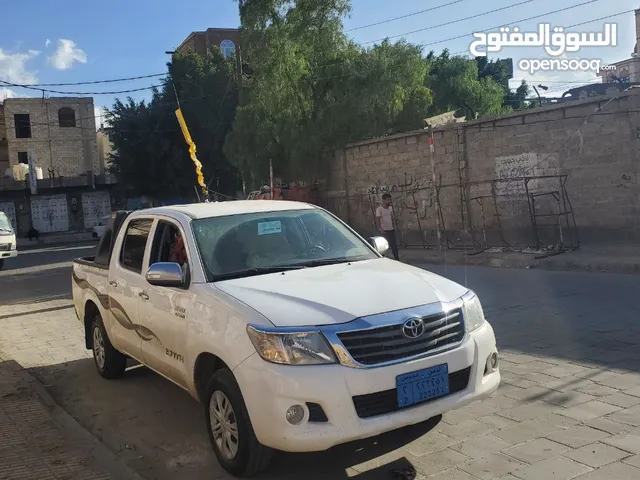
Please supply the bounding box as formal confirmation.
[1,0,638,127]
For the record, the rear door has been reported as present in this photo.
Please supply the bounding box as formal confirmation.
[106,216,154,360]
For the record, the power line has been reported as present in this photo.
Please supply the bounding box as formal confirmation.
[363,0,535,45]
[0,79,165,96]
[3,1,627,99]
[345,0,470,33]
[9,73,167,87]
[312,0,609,82]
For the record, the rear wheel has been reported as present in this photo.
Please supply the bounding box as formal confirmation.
[91,314,127,379]
[204,369,274,477]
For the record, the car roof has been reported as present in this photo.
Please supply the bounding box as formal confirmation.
[140,200,316,220]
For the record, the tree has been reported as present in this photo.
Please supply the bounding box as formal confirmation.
[225,1,434,186]
[106,49,241,199]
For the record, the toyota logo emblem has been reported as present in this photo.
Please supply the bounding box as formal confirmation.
[402,318,426,339]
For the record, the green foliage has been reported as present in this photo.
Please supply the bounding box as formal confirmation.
[105,49,241,199]
[107,0,532,194]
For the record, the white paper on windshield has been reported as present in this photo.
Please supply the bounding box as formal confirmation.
[258,220,282,235]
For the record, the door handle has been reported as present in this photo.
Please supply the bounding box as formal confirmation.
[139,291,149,301]
[109,281,118,287]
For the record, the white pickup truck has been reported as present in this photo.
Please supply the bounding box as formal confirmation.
[0,211,18,269]
[72,201,500,477]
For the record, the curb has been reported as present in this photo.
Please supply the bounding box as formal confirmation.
[400,250,640,275]
[0,352,147,480]
[17,237,98,251]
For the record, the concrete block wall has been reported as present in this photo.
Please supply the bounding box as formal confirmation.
[2,98,99,179]
[325,90,640,246]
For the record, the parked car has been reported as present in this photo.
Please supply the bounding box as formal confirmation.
[0,211,18,270]
[71,202,500,477]
[92,215,111,239]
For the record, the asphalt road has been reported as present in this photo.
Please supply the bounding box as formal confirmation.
[0,242,97,305]
[1,247,639,480]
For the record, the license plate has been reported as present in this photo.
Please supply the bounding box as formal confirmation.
[396,364,449,408]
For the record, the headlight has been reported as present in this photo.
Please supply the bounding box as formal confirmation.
[246,325,337,365]
[462,291,486,332]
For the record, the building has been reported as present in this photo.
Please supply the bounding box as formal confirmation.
[0,97,115,237]
[0,97,100,179]
[176,28,240,58]
[598,9,640,83]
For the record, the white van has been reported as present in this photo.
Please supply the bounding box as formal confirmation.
[0,212,18,269]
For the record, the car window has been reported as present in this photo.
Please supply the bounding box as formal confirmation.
[0,213,12,232]
[192,209,377,281]
[150,221,189,268]
[120,219,153,274]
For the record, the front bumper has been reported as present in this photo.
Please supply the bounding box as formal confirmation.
[0,248,18,260]
[233,321,500,452]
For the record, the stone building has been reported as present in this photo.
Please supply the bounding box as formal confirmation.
[0,97,115,236]
[176,28,240,58]
[0,97,100,179]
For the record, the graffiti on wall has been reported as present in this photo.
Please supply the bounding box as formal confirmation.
[366,173,424,195]
[494,152,556,196]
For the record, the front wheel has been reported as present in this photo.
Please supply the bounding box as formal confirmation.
[91,315,127,379]
[204,369,274,477]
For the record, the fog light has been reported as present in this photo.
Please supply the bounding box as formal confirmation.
[485,352,499,374]
[490,352,499,369]
[285,405,305,425]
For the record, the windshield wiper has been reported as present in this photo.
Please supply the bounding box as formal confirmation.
[212,265,307,281]
[294,256,370,268]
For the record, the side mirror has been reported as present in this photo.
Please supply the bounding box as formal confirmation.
[146,262,185,288]
[369,236,390,256]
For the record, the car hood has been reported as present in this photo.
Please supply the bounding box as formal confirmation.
[214,258,469,327]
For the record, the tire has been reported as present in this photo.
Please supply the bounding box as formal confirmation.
[0,259,4,270]
[91,314,127,379]
[204,369,274,477]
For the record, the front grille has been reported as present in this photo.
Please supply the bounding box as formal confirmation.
[0,243,10,251]
[337,309,464,365]
[353,367,471,419]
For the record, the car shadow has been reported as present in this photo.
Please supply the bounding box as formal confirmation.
[30,358,440,480]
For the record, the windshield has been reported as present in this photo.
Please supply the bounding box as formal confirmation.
[192,208,378,281]
[0,214,13,232]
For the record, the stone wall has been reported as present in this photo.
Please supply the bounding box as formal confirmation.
[324,90,640,247]
[2,97,99,179]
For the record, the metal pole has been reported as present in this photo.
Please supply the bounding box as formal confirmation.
[269,159,274,200]
[532,86,542,107]
[429,126,442,250]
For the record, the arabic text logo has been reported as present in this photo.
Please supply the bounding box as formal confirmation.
[469,23,617,57]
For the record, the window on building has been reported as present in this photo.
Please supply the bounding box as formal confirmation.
[58,107,76,128]
[120,219,153,274]
[17,152,28,164]
[14,114,31,139]
[220,39,236,59]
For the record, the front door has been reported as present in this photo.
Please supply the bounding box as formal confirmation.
[139,219,192,387]
[106,217,154,361]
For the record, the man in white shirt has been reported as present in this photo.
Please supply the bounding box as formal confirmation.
[375,193,399,260]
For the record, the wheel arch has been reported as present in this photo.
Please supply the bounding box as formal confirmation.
[83,300,100,349]
[193,352,231,403]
